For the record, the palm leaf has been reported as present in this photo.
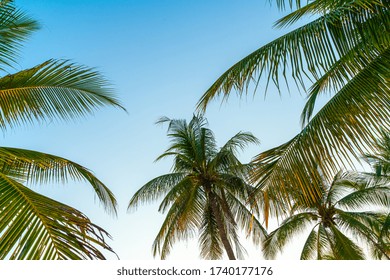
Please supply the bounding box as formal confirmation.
[336,186,390,211]
[0,173,114,259]
[263,212,316,259]
[251,47,390,213]
[0,1,39,70]
[328,224,365,259]
[336,210,390,259]
[300,225,319,260]
[0,59,125,130]
[199,203,223,259]
[127,173,187,211]
[197,1,388,111]
[0,147,117,215]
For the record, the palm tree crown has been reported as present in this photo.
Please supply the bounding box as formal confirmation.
[128,115,267,260]
[263,171,390,260]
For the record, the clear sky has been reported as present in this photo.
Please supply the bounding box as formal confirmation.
[9,0,318,260]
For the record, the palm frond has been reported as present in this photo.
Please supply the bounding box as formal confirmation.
[152,185,202,259]
[251,47,390,213]
[364,130,390,176]
[263,212,316,259]
[336,186,390,211]
[199,203,224,259]
[0,1,39,70]
[0,173,114,259]
[300,225,319,260]
[0,59,125,130]
[127,173,186,211]
[328,224,365,259]
[0,147,117,215]
[221,187,268,245]
[336,210,390,259]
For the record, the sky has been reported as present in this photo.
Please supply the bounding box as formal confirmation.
[8,0,322,260]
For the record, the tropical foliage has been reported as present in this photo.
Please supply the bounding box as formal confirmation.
[0,0,123,259]
[196,0,390,215]
[363,131,390,259]
[128,115,267,259]
[263,171,390,260]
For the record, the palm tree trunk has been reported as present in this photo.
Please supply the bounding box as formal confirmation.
[205,185,236,260]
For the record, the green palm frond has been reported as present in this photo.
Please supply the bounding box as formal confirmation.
[336,210,390,259]
[300,225,319,260]
[251,47,390,212]
[157,177,199,214]
[199,203,224,260]
[127,173,187,211]
[0,147,117,215]
[153,184,202,259]
[263,212,316,259]
[337,186,390,211]
[328,224,365,259]
[130,115,262,259]
[221,187,267,245]
[0,173,114,259]
[364,130,390,176]
[0,1,39,70]
[0,59,125,130]
[197,1,388,111]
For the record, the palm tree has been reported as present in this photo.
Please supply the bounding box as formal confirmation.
[263,171,390,260]
[196,1,390,214]
[128,115,267,260]
[0,1,124,259]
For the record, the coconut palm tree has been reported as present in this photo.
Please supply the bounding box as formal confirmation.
[0,1,124,259]
[263,171,390,260]
[196,0,390,214]
[128,115,267,260]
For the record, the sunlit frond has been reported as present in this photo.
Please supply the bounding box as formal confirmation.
[0,174,114,259]
[0,1,39,70]
[0,147,117,215]
[251,47,390,212]
[130,115,262,259]
[0,59,125,130]
[263,212,316,259]
[328,224,365,259]
[127,173,186,211]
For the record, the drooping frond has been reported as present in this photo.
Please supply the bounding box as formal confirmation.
[132,115,262,259]
[263,212,316,259]
[221,185,268,246]
[197,1,389,111]
[127,173,186,211]
[300,225,319,260]
[251,47,390,213]
[0,1,39,70]
[0,59,125,130]
[364,130,390,176]
[0,147,117,215]
[199,203,224,259]
[327,224,365,259]
[0,174,114,259]
[336,210,390,259]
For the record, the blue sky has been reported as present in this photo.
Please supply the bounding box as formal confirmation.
[9,0,317,259]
